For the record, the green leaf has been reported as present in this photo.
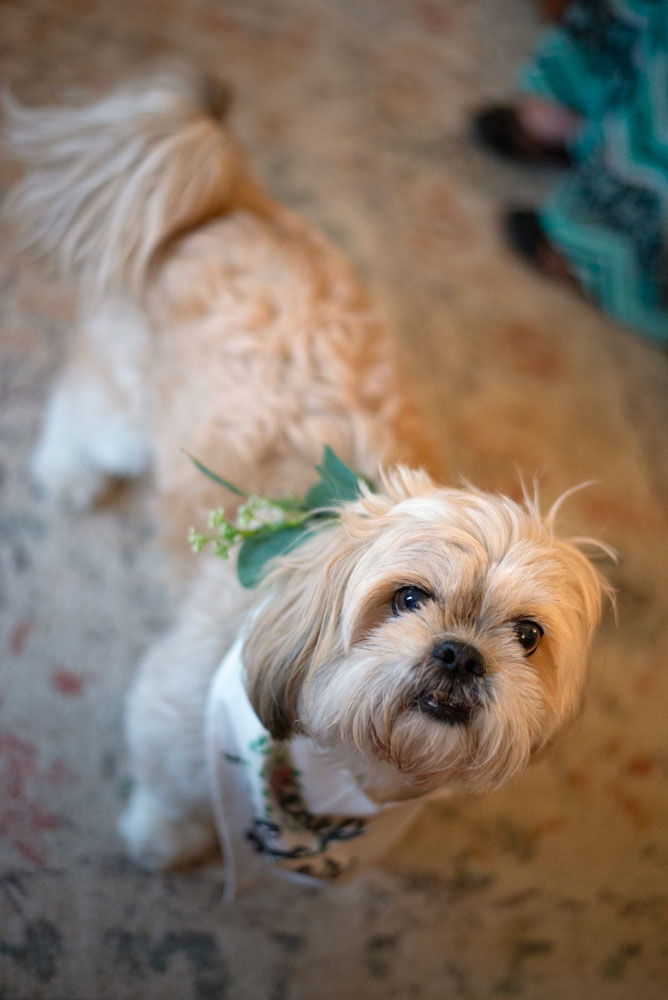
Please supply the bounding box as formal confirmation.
[187,446,376,588]
[237,522,319,589]
[184,452,248,498]
[303,445,369,509]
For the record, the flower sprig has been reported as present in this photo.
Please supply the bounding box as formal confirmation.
[187,446,374,589]
[188,495,310,560]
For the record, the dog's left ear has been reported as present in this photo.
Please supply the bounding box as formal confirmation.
[242,520,358,740]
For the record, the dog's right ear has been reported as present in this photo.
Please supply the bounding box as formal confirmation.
[242,521,358,740]
[242,474,431,739]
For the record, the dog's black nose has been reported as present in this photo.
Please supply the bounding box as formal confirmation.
[432,640,486,677]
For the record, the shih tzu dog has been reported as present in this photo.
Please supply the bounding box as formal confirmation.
[4,69,610,895]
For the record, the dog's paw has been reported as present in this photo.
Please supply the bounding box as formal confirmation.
[31,436,107,511]
[119,788,217,870]
[30,380,150,510]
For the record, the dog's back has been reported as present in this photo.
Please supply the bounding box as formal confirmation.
[4,69,445,541]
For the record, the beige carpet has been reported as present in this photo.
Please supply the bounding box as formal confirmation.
[1,1,668,997]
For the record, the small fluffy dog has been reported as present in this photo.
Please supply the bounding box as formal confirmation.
[4,70,610,893]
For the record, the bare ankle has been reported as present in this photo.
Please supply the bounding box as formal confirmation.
[517,97,582,147]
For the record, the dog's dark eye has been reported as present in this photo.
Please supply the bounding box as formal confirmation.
[392,586,430,616]
[514,620,544,656]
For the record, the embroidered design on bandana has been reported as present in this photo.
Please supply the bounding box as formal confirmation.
[243,737,367,876]
[206,632,420,899]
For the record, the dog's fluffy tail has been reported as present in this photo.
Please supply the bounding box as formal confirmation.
[3,68,247,298]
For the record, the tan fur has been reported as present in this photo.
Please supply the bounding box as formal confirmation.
[4,70,611,871]
[3,69,445,532]
[244,475,608,799]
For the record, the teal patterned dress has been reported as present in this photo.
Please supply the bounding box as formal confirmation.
[520,0,668,342]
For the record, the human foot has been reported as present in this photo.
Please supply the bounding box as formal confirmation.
[473,99,580,166]
[504,209,580,289]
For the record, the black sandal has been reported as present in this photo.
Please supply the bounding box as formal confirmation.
[472,105,572,166]
[504,209,580,288]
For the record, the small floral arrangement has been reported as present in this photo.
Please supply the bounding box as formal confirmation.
[188,446,373,589]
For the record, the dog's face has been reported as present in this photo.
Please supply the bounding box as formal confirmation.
[243,468,607,799]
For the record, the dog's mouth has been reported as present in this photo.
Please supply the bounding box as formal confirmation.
[414,686,482,726]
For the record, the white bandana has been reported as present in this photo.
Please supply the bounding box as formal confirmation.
[206,632,420,898]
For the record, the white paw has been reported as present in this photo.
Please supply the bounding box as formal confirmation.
[31,435,106,511]
[31,377,149,510]
[31,383,106,510]
[119,788,216,870]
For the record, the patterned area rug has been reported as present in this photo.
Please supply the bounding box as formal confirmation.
[1,1,668,997]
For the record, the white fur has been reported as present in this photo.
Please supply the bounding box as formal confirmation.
[31,300,151,507]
